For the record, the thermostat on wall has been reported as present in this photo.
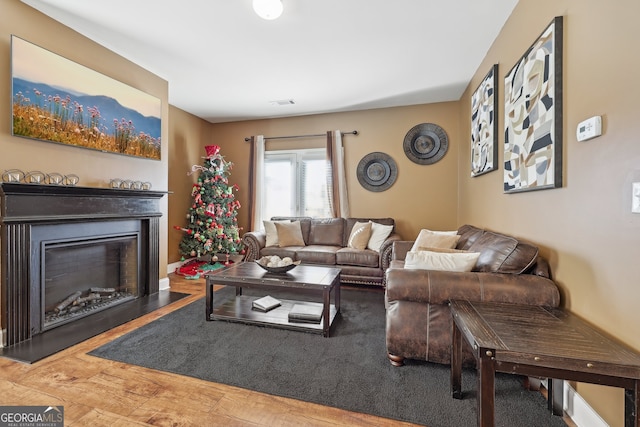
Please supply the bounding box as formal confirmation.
[576,116,602,142]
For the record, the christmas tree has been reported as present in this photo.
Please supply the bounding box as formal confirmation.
[174,145,244,261]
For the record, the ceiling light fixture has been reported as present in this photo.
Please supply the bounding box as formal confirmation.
[252,0,283,20]
[269,99,295,106]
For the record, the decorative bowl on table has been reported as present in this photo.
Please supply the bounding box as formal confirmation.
[255,256,301,273]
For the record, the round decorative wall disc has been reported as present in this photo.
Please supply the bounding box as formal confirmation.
[356,152,398,192]
[403,123,448,165]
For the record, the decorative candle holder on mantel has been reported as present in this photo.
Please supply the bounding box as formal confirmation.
[1,169,79,186]
[110,178,152,190]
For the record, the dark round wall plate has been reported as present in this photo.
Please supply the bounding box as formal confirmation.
[356,152,397,192]
[403,123,448,165]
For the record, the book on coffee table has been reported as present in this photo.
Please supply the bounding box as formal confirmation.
[288,303,323,323]
[252,295,281,312]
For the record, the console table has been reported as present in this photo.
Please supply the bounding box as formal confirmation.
[450,299,640,427]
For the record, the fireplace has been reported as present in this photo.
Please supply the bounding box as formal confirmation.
[38,221,141,332]
[0,183,179,361]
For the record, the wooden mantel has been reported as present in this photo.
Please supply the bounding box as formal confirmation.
[0,183,167,347]
[0,182,167,222]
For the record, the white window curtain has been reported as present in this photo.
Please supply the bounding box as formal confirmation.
[327,130,350,218]
[249,135,265,230]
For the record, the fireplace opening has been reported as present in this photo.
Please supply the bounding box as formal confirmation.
[43,235,140,330]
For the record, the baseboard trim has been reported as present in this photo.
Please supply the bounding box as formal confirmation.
[158,277,171,291]
[564,381,609,427]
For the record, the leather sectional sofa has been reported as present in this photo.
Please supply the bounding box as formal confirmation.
[385,224,561,366]
[242,217,401,286]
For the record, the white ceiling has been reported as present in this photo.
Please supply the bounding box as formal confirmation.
[21,0,518,124]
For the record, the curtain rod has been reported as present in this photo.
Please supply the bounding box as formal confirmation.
[244,130,358,142]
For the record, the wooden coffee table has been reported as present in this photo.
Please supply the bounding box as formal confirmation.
[205,262,341,337]
[450,299,640,427]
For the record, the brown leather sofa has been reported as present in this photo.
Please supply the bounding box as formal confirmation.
[242,217,401,286]
[385,224,561,366]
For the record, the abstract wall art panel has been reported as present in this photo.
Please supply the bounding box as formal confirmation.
[471,64,498,177]
[503,17,563,193]
[11,36,161,160]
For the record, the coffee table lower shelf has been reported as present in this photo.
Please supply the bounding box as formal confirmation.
[211,295,339,335]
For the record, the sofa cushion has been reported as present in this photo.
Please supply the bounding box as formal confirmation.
[404,249,480,272]
[367,222,394,252]
[467,231,539,274]
[347,221,372,250]
[271,217,312,244]
[336,247,379,268]
[260,246,300,260]
[308,218,344,246]
[296,246,339,264]
[346,218,394,247]
[275,221,306,247]
[456,224,485,250]
[263,220,290,247]
[410,229,459,252]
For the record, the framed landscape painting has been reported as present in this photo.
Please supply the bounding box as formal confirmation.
[11,35,161,160]
[503,16,563,193]
[471,64,498,177]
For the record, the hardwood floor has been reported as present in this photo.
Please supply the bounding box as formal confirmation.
[0,273,572,426]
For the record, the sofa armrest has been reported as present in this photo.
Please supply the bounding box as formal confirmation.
[385,269,560,307]
[391,241,414,261]
[380,233,403,271]
[241,231,266,262]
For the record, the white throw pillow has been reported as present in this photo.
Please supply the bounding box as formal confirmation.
[348,221,373,250]
[404,250,480,272]
[410,229,459,253]
[367,221,394,252]
[263,220,290,247]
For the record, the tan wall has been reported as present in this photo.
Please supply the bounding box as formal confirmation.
[167,105,214,263]
[459,0,640,424]
[1,2,170,278]
[206,103,460,250]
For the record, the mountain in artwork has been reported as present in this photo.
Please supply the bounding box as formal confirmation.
[12,77,161,139]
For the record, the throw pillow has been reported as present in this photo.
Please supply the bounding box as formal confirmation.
[410,229,460,253]
[367,221,394,252]
[275,220,306,247]
[404,249,480,272]
[347,221,372,250]
[263,220,290,247]
[466,231,538,274]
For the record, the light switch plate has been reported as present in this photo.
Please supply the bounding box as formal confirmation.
[632,182,640,213]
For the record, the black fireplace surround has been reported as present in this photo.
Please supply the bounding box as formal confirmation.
[0,183,184,362]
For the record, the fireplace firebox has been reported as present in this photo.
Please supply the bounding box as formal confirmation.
[39,223,141,331]
[0,183,172,360]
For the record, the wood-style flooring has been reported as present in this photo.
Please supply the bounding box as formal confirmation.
[0,273,572,426]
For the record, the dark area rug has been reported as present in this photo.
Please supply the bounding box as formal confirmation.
[89,287,566,427]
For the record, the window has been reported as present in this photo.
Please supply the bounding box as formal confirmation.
[263,149,331,221]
